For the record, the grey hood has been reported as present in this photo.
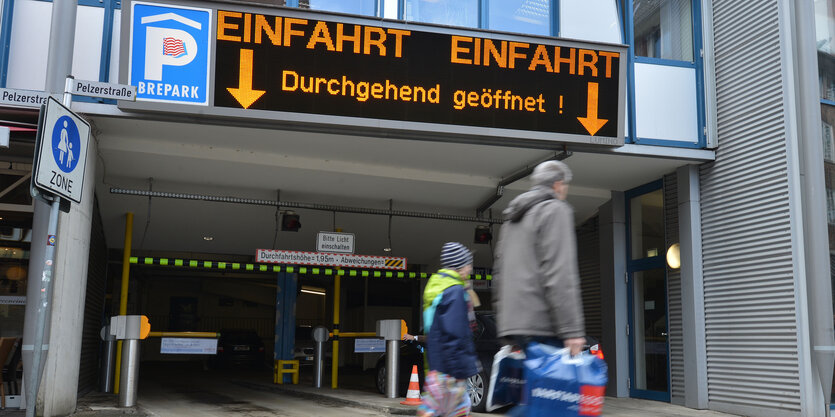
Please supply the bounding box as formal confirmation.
[503,185,557,223]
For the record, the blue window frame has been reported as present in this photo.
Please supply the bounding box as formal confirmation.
[625,179,671,402]
[0,0,15,87]
[0,0,121,100]
[623,0,706,148]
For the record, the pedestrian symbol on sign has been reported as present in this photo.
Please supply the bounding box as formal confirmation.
[51,116,80,173]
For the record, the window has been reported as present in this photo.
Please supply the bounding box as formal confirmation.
[630,188,665,260]
[405,0,479,28]
[816,0,835,101]
[561,0,622,43]
[817,0,835,404]
[301,0,378,17]
[487,0,550,36]
[633,0,693,61]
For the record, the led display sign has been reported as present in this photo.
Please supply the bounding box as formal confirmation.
[122,2,626,146]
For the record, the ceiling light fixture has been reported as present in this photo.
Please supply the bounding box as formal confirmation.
[301,285,326,296]
[203,236,214,241]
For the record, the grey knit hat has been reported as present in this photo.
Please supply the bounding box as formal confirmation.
[440,242,473,269]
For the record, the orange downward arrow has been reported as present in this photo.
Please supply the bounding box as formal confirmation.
[227,49,265,109]
[577,82,608,136]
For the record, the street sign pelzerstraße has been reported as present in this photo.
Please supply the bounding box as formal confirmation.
[212,9,625,144]
[33,97,91,204]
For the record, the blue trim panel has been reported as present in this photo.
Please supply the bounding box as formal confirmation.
[478,0,486,29]
[286,0,299,7]
[98,0,115,83]
[0,0,15,87]
[822,98,835,107]
[624,0,637,144]
[552,0,559,37]
[692,0,706,148]
[633,56,696,69]
[31,0,105,5]
[634,137,702,148]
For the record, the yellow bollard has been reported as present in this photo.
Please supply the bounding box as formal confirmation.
[114,212,133,394]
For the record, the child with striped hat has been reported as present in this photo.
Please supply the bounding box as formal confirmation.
[418,242,480,417]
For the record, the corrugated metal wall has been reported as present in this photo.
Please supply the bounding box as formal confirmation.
[664,173,685,405]
[577,216,601,341]
[77,198,108,394]
[701,0,801,414]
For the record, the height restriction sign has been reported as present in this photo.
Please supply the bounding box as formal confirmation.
[33,97,91,204]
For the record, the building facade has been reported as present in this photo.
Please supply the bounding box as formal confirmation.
[0,0,833,416]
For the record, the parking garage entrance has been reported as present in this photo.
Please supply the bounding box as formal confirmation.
[122,253,494,389]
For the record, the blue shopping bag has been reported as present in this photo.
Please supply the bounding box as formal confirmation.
[486,345,526,411]
[522,342,608,417]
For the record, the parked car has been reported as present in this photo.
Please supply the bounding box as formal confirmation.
[374,312,602,413]
[213,329,266,368]
[294,325,332,365]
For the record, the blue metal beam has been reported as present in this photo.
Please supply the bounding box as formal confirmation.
[0,0,15,87]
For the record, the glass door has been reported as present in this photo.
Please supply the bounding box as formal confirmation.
[626,181,670,401]
[630,268,669,398]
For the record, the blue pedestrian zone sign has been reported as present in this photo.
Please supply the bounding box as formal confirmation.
[129,2,212,105]
[34,98,91,204]
[52,116,81,173]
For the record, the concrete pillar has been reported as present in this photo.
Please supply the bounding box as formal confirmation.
[677,165,708,409]
[599,192,628,397]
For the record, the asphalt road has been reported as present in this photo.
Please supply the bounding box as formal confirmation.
[136,362,491,417]
[139,366,384,416]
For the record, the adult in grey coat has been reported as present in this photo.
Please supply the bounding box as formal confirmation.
[493,160,586,355]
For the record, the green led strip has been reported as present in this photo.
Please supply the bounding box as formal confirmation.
[126,257,486,280]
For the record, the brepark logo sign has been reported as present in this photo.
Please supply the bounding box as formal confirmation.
[122,1,626,146]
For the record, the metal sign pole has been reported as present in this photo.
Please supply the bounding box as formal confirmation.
[25,78,73,417]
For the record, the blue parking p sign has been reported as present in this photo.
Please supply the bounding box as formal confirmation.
[129,2,212,105]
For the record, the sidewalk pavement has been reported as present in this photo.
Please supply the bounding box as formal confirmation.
[1,384,739,417]
[0,392,141,417]
[0,364,740,417]
[231,378,740,417]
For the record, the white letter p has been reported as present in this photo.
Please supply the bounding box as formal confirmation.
[144,27,198,81]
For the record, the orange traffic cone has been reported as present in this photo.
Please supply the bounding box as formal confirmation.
[400,365,422,405]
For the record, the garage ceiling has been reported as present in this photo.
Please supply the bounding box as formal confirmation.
[80,111,699,268]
